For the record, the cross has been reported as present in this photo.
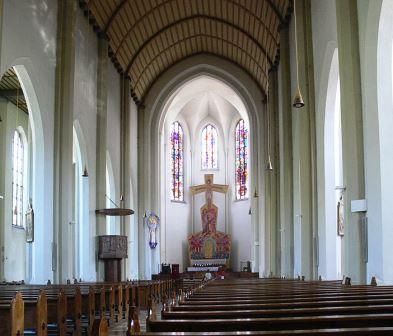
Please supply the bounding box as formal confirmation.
[190,174,228,207]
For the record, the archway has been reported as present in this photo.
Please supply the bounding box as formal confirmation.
[0,64,47,283]
[373,0,393,284]
[323,49,343,280]
[138,55,265,279]
[160,77,252,272]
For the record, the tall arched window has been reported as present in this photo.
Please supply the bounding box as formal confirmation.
[170,121,184,201]
[201,124,218,170]
[235,119,249,200]
[12,130,24,226]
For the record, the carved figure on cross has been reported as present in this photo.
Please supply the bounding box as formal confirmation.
[190,174,228,233]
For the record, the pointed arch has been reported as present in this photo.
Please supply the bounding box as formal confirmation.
[139,55,265,279]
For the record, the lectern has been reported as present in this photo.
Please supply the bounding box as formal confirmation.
[98,235,127,282]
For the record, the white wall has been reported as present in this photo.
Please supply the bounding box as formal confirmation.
[358,0,393,284]
[73,8,98,281]
[106,61,121,235]
[0,100,29,281]
[310,0,339,280]
[0,1,135,282]
[127,99,139,279]
[0,0,57,283]
[73,9,126,281]
[284,0,392,283]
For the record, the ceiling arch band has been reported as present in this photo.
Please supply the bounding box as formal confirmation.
[125,15,275,73]
[110,0,280,55]
[132,35,269,100]
[82,0,291,104]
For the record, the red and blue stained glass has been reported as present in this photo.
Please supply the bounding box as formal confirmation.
[201,124,218,170]
[170,121,184,201]
[235,119,249,200]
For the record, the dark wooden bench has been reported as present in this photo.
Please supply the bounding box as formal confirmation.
[145,278,393,334]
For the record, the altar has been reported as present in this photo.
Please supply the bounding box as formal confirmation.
[187,174,231,271]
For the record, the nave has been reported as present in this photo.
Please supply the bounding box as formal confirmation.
[3,0,393,334]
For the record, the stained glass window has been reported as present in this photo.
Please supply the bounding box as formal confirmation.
[201,124,218,170]
[170,121,184,201]
[235,119,249,200]
[12,130,24,226]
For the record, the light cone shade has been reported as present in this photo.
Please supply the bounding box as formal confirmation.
[293,86,305,108]
[82,165,89,177]
[266,155,273,171]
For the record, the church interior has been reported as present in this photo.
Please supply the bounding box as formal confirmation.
[1,0,393,335]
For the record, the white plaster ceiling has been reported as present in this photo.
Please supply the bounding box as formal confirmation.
[165,76,249,144]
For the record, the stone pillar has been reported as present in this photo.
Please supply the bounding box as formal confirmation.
[291,0,318,280]
[53,0,77,283]
[265,69,280,276]
[137,105,146,279]
[0,0,3,69]
[0,0,5,280]
[120,76,131,280]
[0,100,6,281]
[336,0,366,284]
[96,37,108,280]
[272,69,281,275]
[278,25,294,278]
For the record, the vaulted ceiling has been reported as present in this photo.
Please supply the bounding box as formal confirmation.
[80,0,292,105]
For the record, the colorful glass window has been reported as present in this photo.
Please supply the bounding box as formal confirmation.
[235,119,249,200]
[12,130,24,226]
[201,124,218,170]
[170,121,184,201]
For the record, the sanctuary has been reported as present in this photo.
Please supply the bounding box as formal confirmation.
[188,174,231,272]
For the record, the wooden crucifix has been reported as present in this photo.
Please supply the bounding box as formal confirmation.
[190,174,228,233]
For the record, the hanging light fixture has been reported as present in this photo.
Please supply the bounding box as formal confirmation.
[82,165,89,177]
[266,154,273,171]
[265,56,273,171]
[82,10,90,179]
[263,0,273,171]
[292,0,305,108]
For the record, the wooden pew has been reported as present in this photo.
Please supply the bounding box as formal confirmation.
[0,278,174,335]
[142,328,393,335]
[0,292,24,335]
[146,278,393,334]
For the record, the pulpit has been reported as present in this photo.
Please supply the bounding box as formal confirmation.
[98,235,127,282]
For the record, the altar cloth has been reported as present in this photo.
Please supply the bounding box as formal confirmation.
[187,266,220,272]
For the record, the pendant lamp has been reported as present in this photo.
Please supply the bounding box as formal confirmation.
[265,69,273,172]
[82,165,89,177]
[293,0,305,108]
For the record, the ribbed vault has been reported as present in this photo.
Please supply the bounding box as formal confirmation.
[81,0,292,104]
